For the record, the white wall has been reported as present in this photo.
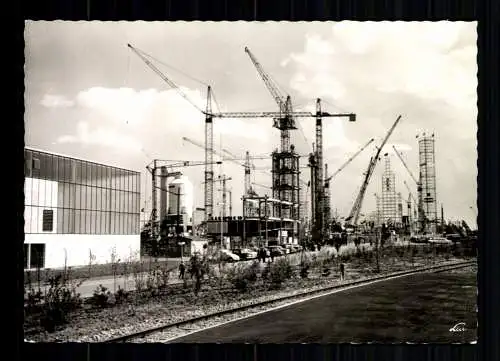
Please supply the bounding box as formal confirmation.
[25,234,140,269]
[24,177,59,234]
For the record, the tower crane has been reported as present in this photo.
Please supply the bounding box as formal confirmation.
[244,46,356,244]
[345,115,403,229]
[127,43,218,225]
[392,145,426,233]
[323,138,375,234]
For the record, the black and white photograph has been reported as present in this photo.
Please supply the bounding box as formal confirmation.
[23,21,477,343]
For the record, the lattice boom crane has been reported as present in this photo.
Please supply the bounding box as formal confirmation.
[345,115,403,228]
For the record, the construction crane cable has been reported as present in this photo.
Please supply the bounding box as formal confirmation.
[128,43,205,114]
[136,46,210,87]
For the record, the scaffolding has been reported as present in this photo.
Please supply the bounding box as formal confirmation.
[418,133,438,234]
[271,144,301,242]
[381,155,398,226]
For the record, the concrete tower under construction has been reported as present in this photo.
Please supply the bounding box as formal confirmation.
[417,132,437,234]
[381,155,398,226]
[271,143,301,242]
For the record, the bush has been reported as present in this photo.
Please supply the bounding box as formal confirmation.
[321,260,331,277]
[266,257,294,289]
[89,284,112,309]
[40,275,83,332]
[227,261,259,292]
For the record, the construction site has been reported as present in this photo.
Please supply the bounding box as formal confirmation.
[130,44,477,258]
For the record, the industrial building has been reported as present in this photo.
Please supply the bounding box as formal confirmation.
[24,147,141,269]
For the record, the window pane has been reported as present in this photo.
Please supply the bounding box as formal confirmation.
[130,214,134,234]
[38,153,48,179]
[89,164,95,186]
[86,163,92,186]
[31,178,39,206]
[127,192,132,213]
[120,213,125,234]
[74,160,81,183]
[110,212,115,234]
[126,213,130,234]
[75,184,81,209]
[69,184,75,209]
[63,159,71,182]
[95,165,101,188]
[69,209,75,233]
[85,185,92,210]
[96,187,101,211]
[51,155,58,182]
[63,208,70,233]
[116,191,121,212]
[63,183,70,208]
[124,171,129,192]
[110,190,116,212]
[102,188,108,211]
[81,162,87,185]
[24,206,32,233]
[75,210,81,233]
[42,209,54,232]
[31,152,41,179]
[115,169,120,189]
[95,211,101,234]
[103,212,109,234]
[41,179,49,208]
[84,210,91,234]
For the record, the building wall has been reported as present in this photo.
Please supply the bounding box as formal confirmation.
[24,148,141,269]
[25,234,140,269]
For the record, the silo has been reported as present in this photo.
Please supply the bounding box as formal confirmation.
[159,166,168,222]
[168,175,194,227]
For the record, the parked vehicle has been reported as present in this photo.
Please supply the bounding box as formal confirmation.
[220,249,240,262]
[268,245,285,257]
[427,237,453,245]
[283,244,294,253]
[238,248,258,260]
[292,244,303,252]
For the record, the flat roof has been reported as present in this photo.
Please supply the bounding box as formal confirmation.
[25,146,140,174]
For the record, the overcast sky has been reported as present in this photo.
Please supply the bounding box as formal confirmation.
[24,21,477,227]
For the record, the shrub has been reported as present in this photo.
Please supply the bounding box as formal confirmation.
[227,261,259,292]
[115,286,129,305]
[321,259,331,277]
[89,284,112,309]
[266,257,294,289]
[40,274,83,332]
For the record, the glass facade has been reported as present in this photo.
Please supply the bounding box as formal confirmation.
[24,148,141,235]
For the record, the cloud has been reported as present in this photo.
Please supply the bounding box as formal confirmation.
[57,121,142,152]
[40,94,74,108]
[24,22,477,227]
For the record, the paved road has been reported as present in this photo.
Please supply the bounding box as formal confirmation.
[170,269,477,343]
[26,251,317,298]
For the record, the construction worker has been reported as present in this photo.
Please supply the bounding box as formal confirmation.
[178,262,185,279]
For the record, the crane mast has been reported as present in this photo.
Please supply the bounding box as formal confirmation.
[345,115,403,228]
[393,145,426,233]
